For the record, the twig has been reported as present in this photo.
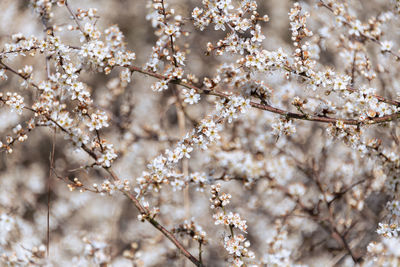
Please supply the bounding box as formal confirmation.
[46,128,56,257]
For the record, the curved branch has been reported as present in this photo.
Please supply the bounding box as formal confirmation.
[6,106,204,267]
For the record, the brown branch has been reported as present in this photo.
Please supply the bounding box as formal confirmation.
[130,66,400,126]
[350,51,357,86]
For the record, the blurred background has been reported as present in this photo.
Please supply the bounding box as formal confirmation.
[0,0,399,266]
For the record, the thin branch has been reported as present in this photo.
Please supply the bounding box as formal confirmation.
[160,0,178,67]
[46,128,56,257]
[64,0,90,42]
[0,60,39,90]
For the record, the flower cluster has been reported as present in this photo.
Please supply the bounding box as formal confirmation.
[193,0,268,56]
[377,223,400,238]
[95,142,118,167]
[79,24,136,73]
[182,88,201,105]
[1,92,25,115]
[172,219,207,245]
[216,96,251,123]
[214,212,248,233]
[210,184,254,266]
[272,118,296,136]
[87,111,109,131]
[93,179,130,195]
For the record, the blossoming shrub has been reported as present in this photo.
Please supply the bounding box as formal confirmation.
[0,0,400,266]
